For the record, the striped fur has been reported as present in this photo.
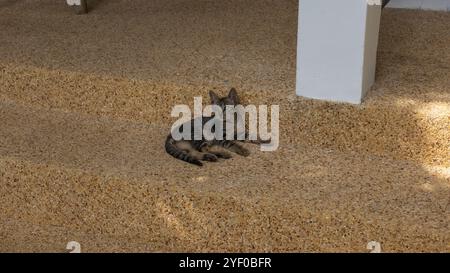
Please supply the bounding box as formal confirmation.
[165,136,203,166]
[165,88,250,166]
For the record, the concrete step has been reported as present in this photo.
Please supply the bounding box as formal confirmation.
[1,62,449,167]
[0,4,449,167]
[0,101,448,252]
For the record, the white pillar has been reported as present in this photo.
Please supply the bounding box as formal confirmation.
[296,0,382,104]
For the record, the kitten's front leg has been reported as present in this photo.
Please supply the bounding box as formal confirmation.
[218,140,250,157]
[197,143,221,162]
[207,146,233,159]
[190,148,218,162]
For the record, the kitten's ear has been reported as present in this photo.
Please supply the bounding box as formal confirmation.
[209,90,220,105]
[228,88,240,104]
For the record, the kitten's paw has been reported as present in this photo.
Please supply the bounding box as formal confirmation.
[215,152,232,159]
[238,148,250,157]
[203,153,219,162]
[192,160,203,166]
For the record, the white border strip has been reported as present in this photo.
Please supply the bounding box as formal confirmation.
[386,0,450,11]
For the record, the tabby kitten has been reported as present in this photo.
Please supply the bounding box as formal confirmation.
[165,88,250,166]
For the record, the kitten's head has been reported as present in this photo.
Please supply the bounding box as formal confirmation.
[209,88,240,111]
[209,88,243,133]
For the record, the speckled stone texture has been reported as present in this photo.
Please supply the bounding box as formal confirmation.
[0,1,449,252]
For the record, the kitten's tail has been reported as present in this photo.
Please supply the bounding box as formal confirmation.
[165,135,203,166]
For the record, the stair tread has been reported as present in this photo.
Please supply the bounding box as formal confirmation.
[1,101,448,252]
